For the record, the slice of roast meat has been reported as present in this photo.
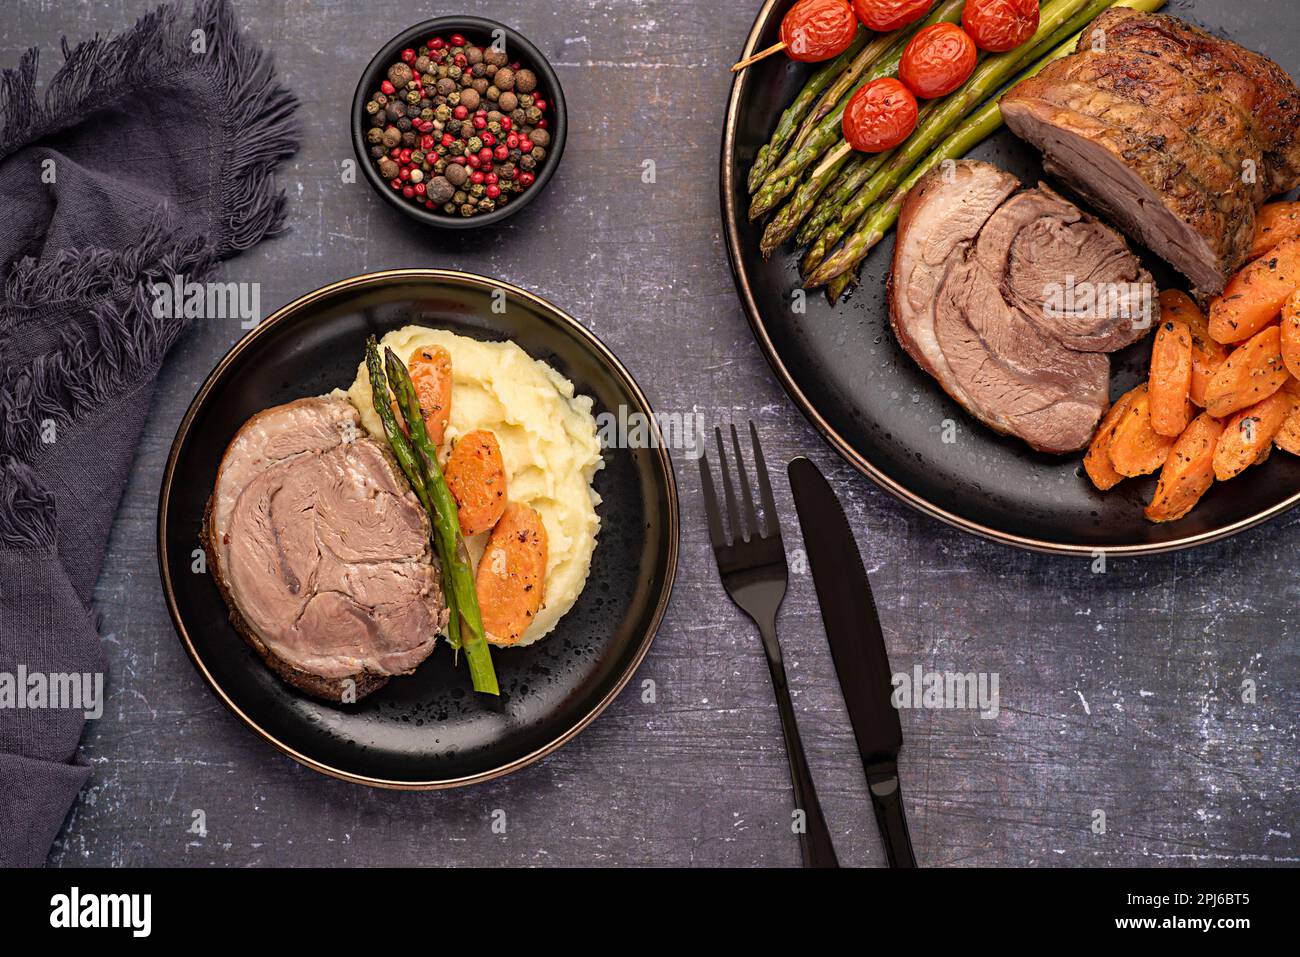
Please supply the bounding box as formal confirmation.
[1001,10,1300,294]
[889,160,1154,454]
[205,395,446,702]
[976,185,1155,353]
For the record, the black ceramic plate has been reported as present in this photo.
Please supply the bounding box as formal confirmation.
[722,0,1300,554]
[158,270,678,787]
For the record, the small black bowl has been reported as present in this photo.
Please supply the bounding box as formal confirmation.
[351,16,567,229]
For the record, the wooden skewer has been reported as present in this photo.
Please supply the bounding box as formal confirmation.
[731,41,787,73]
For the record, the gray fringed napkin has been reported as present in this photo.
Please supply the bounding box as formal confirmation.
[0,0,297,865]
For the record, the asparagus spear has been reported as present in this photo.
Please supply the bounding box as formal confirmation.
[365,341,461,651]
[797,152,872,246]
[749,0,966,219]
[367,339,499,695]
[383,346,500,696]
[806,0,1167,291]
[748,29,869,194]
[763,145,895,256]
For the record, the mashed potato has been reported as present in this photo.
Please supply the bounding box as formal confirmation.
[348,326,602,646]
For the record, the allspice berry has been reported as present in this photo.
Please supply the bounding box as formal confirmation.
[495,67,516,91]
[428,175,456,204]
[460,88,481,111]
[378,157,400,180]
[514,69,537,94]
[388,62,413,88]
[498,91,518,113]
[444,163,469,187]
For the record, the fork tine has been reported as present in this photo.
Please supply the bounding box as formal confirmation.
[730,423,759,540]
[698,448,728,548]
[750,421,780,539]
[715,427,745,542]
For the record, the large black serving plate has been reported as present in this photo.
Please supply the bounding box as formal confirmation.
[722,0,1300,554]
[159,270,678,787]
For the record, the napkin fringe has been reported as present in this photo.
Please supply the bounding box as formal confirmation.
[0,457,55,550]
[0,0,298,252]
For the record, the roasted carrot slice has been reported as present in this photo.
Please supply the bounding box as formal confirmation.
[1107,384,1177,478]
[1203,325,1287,418]
[1282,288,1300,381]
[1145,413,1227,523]
[1084,390,1138,491]
[1247,202,1300,262]
[1275,393,1300,455]
[1159,290,1228,407]
[408,346,453,447]
[1148,319,1193,436]
[1208,236,1300,344]
[476,502,548,647]
[445,429,508,535]
[1213,391,1295,480]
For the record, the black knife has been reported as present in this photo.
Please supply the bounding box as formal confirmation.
[788,456,916,868]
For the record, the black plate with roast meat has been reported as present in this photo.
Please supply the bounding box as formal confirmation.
[723,0,1300,553]
[159,270,679,787]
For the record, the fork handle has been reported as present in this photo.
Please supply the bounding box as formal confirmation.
[760,620,839,868]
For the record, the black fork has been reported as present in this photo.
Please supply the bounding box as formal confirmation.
[699,422,838,868]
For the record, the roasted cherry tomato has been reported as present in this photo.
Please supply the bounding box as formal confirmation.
[780,0,860,63]
[899,23,978,99]
[842,77,919,152]
[962,0,1039,53]
[852,0,933,32]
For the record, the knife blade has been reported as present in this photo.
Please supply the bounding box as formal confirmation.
[788,455,916,868]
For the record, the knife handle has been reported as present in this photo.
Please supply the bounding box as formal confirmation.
[868,766,916,868]
[761,620,839,869]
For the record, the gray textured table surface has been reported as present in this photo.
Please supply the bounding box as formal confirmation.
[7,0,1295,867]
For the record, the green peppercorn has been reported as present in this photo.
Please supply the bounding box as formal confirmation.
[478,197,495,212]
[444,202,457,215]
[448,65,462,80]
[367,127,384,144]
[365,99,380,115]
[467,136,483,152]
[454,190,468,204]
[435,103,452,122]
